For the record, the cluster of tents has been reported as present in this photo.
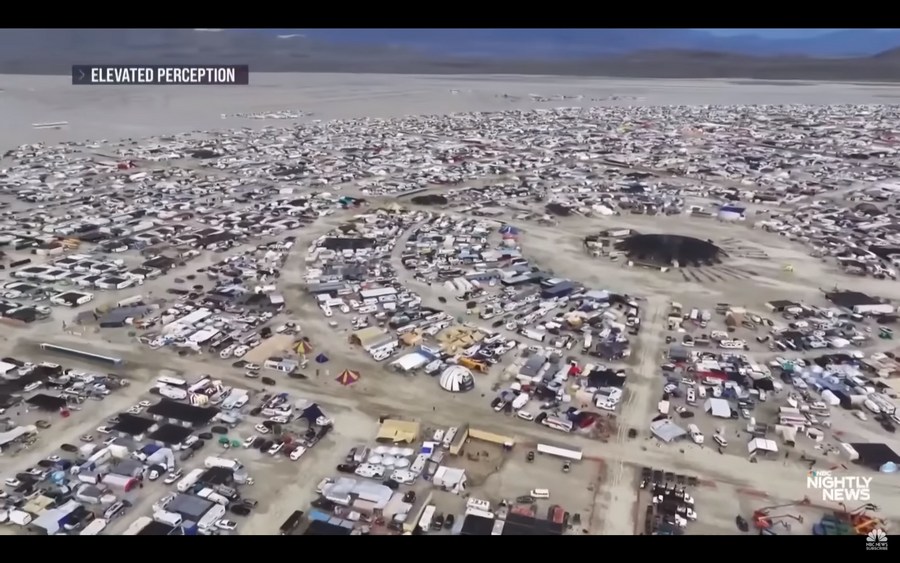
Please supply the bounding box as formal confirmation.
[294,338,362,386]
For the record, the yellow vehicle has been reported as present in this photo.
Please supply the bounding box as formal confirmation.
[459,357,487,373]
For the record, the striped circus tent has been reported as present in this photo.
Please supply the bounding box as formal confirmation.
[335,369,361,386]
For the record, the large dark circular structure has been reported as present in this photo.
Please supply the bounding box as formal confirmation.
[615,234,726,267]
[411,195,448,206]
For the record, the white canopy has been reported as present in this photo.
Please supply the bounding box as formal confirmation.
[704,398,732,418]
[747,437,779,454]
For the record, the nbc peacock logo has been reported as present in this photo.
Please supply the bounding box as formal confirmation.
[867,528,888,551]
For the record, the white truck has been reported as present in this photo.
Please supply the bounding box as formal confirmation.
[688,424,705,445]
[152,510,183,527]
[195,487,230,505]
[204,457,244,471]
[158,385,188,400]
[511,393,530,411]
[176,468,205,493]
[520,328,546,342]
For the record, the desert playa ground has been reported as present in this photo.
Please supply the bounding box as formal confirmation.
[3,72,900,147]
[2,72,900,536]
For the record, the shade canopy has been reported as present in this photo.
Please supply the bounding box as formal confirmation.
[335,369,360,385]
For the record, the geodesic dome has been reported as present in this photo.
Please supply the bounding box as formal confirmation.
[439,365,475,393]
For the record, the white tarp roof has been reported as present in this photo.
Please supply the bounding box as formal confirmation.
[747,438,779,454]
[778,425,799,443]
[649,419,687,443]
[392,353,429,372]
[0,425,36,447]
[704,398,732,418]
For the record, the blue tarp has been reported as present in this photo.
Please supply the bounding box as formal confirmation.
[309,509,331,522]
[300,403,325,424]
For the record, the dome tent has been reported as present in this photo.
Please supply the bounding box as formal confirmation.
[439,365,474,393]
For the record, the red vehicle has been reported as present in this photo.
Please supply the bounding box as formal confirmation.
[549,505,566,525]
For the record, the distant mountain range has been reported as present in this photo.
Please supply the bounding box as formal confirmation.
[3,29,900,80]
[259,28,900,58]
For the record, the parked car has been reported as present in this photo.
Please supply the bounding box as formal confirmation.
[104,500,131,520]
[311,497,336,511]
[216,519,238,531]
[164,469,183,485]
[316,478,334,494]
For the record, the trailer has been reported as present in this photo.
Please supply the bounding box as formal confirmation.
[536,441,583,461]
[204,457,243,471]
[79,517,108,535]
[176,468,205,492]
[280,510,305,535]
[418,505,438,532]
[122,516,152,536]
[101,473,139,491]
[520,328,546,342]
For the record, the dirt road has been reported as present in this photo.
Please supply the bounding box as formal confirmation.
[601,295,668,534]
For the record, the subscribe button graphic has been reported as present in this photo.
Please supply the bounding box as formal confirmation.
[72,65,250,86]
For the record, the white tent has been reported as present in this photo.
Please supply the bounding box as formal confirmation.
[391,353,429,372]
[704,398,732,419]
[747,438,779,455]
[649,419,687,443]
[439,366,475,393]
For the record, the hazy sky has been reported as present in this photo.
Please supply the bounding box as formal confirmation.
[702,29,879,38]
